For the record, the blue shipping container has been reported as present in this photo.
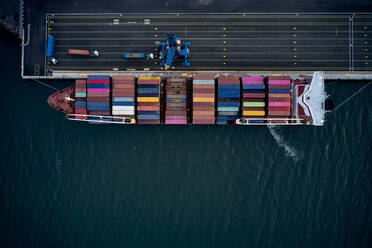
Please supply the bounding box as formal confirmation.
[113,97,134,102]
[166,98,187,103]
[87,101,109,106]
[137,111,160,115]
[218,92,240,98]
[75,101,86,106]
[88,75,110,80]
[46,35,55,57]
[87,84,110,88]
[87,106,110,111]
[242,84,265,90]
[137,115,159,120]
[268,89,291,94]
[112,101,134,106]
[218,102,240,107]
[218,84,240,90]
[242,89,265,93]
[137,93,159,97]
[137,88,159,94]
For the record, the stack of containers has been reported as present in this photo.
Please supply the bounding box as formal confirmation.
[136,76,160,124]
[112,76,135,122]
[241,77,266,122]
[267,76,291,121]
[165,78,187,124]
[87,75,111,120]
[74,79,87,119]
[217,76,240,124]
[192,76,215,124]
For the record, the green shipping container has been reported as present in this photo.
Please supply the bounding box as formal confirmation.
[75,92,87,98]
[243,102,265,107]
[217,107,239,112]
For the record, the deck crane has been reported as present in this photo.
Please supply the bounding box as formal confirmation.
[156,33,190,70]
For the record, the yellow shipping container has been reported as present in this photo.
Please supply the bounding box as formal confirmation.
[243,111,265,116]
[137,97,159,102]
[193,97,215,102]
[138,76,160,80]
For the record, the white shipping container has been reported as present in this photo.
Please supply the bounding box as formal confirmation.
[112,110,135,115]
[112,106,135,111]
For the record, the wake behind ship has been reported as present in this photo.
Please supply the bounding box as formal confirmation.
[47,72,330,126]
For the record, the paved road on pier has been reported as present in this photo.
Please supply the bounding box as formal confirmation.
[47,13,372,71]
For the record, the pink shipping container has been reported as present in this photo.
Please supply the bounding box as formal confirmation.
[87,88,110,93]
[165,120,187,124]
[268,102,291,107]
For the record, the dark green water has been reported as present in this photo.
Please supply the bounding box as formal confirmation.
[1,34,371,247]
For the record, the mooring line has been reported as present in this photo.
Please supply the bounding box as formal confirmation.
[333,81,372,112]
[31,78,60,92]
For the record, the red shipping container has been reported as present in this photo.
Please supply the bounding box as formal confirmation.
[242,107,265,111]
[88,110,111,115]
[193,106,214,111]
[137,106,159,111]
[243,98,265,102]
[268,97,290,102]
[87,97,110,102]
[193,75,215,80]
[268,111,290,116]
[218,76,239,81]
[217,80,239,85]
[268,106,290,111]
[268,84,291,89]
[193,85,215,89]
[165,110,186,115]
[243,93,265,98]
[192,102,215,107]
[192,119,215,124]
[268,76,290,80]
[137,80,159,85]
[87,79,110,84]
[138,102,160,107]
[112,75,135,80]
[137,119,160,124]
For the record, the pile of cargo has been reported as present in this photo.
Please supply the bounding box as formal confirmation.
[112,76,135,122]
[165,78,187,124]
[136,76,160,124]
[267,76,291,122]
[192,76,215,124]
[217,76,240,124]
[86,75,111,120]
[241,77,266,123]
[74,79,87,119]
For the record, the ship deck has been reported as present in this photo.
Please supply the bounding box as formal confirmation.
[44,13,372,72]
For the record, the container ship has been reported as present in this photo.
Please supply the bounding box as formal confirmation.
[47,71,330,126]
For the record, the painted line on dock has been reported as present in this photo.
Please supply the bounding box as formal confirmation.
[50,22,352,26]
[49,66,350,70]
[55,37,358,41]
[48,14,351,19]
[54,51,352,55]
[54,44,359,48]
[58,58,351,62]
[49,30,361,34]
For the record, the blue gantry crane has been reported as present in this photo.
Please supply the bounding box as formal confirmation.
[156,33,190,70]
